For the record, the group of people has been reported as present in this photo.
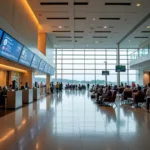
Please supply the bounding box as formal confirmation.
[90,83,150,112]
[56,82,63,93]
[65,83,86,90]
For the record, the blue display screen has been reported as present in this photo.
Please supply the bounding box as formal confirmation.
[39,60,46,71]
[0,33,23,61]
[31,54,41,69]
[44,63,49,73]
[0,29,3,41]
[48,66,51,74]
[19,47,34,66]
[51,68,55,75]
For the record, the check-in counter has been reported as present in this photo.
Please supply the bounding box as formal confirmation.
[7,90,22,109]
[40,87,44,95]
[22,89,33,104]
[33,88,40,100]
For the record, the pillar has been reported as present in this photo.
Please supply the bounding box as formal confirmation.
[55,49,57,84]
[117,44,120,86]
[20,71,35,88]
[46,74,50,93]
[38,32,46,55]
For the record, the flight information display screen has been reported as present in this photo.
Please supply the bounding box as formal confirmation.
[44,63,49,73]
[31,54,41,69]
[39,60,46,71]
[0,29,3,41]
[19,47,34,66]
[0,33,23,61]
[102,71,109,75]
[116,65,126,72]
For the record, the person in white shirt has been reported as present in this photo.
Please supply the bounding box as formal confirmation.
[146,83,150,112]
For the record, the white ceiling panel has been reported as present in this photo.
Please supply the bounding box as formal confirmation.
[27,0,150,48]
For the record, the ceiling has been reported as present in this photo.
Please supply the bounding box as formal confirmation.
[27,0,150,49]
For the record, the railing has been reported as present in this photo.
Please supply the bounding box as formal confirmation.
[130,45,149,61]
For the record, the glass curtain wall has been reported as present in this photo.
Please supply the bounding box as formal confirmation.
[52,49,138,85]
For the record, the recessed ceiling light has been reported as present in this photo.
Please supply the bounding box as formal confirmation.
[86,45,88,47]
[59,26,62,28]
[104,26,107,29]
[136,3,140,7]
[95,41,98,43]
[93,18,96,21]
[147,26,150,29]
[129,40,131,42]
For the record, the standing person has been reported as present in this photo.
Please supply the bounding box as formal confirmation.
[60,82,63,92]
[40,82,43,87]
[132,82,136,89]
[146,83,150,112]
[87,83,90,90]
[56,82,59,93]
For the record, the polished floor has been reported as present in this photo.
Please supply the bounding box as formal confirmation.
[0,90,150,150]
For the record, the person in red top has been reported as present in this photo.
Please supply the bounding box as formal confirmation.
[132,82,136,89]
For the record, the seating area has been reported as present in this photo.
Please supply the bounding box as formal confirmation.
[90,84,149,111]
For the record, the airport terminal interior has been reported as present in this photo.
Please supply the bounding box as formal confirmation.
[1,0,150,150]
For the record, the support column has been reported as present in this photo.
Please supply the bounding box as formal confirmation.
[127,49,129,85]
[117,44,120,86]
[38,32,46,55]
[20,71,35,88]
[55,49,57,84]
[46,74,50,93]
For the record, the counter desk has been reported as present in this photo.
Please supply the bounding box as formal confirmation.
[22,89,33,104]
[7,90,22,109]
[33,88,40,100]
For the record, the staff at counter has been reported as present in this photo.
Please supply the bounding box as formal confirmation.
[0,80,51,109]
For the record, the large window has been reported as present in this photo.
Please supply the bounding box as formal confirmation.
[53,49,138,85]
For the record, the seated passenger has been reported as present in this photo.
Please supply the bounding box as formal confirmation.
[133,86,145,107]
[96,87,103,102]
[122,85,132,100]
[98,86,112,105]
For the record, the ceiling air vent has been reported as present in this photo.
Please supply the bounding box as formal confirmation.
[74,2,88,5]
[95,31,111,33]
[52,31,71,32]
[74,31,84,33]
[105,3,131,6]
[134,37,149,38]
[47,17,69,20]
[56,36,71,38]
[99,18,120,20]
[58,40,72,42]
[74,17,86,20]
[74,36,83,38]
[141,31,150,33]
[93,36,108,38]
[40,2,68,5]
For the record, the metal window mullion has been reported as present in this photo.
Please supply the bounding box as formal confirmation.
[55,49,57,84]
[127,49,129,85]
[84,48,85,83]
[94,49,96,85]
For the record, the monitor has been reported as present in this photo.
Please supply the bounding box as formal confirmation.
[39,60,46,71]
[115,65,126,72]
[0,33,23,62]
[31,54,41,69]
[102,71,109,75]
[48,66,51,74]
[44,63,49,73]
[19,47,34,66]
[0,29,3,41]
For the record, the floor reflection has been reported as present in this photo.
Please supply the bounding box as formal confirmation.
[0,90,150,150]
